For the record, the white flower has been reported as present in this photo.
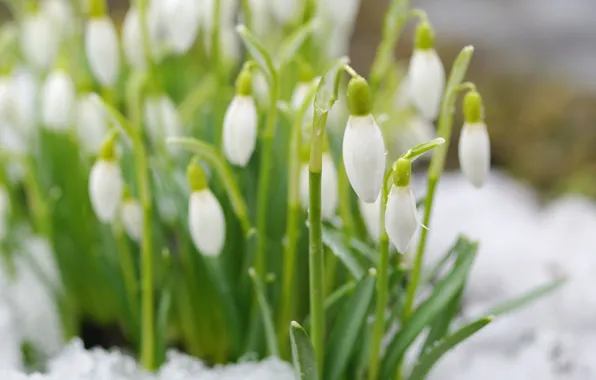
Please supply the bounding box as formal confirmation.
[291,82,313,111]
[12,68,38,132]
[162,0,201,54]
[41,70,75,131]
[342,114,386,203]
[121,199,143,241]
[458,122,491,188]
[316,0,361,27]
[359,195,380,241]
[89,159,123,223]
[85,16,120,86]
[271,0,301,25]
[408,49,445,121]
[76,93,108,154]
[385,185,420,253]
[143,94,183,143]
[299,153,338,220]
[42,0,74,40]
[20,11,58,71]
[189,189,225,256]
[222,95,258,167]
[122,6,147,70]
[246,0,272,37]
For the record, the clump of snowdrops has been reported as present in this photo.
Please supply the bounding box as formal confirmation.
[0,0,557,378]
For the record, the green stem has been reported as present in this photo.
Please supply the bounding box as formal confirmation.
[337,159,355,239]
[368,173,390,380]
[113,224,140,325]
[240,0,252,32]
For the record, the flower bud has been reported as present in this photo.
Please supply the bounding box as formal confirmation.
[187,161,225,256]
[20,11,58,71]
[408,21,445,121]
[121,197,143,242]
[89,135,123,223]
[85,16,120,86]
[162,0,201,54]
[222,69,258,167]
[343,77,385,203]
[299,152,338,220]
[459,90,490,188]
[41,70,75,131]
[122,6,147,70]
[76,93,108,154]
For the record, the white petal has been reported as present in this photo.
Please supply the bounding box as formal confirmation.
[321,153,339,220]
[458,122,491,188]
[246,0,272,37]
[385,186,419,253]
[222,95,258,167]
[342,114,386,203]
[89,160,123,223]
[408,49,445,121]
[76,93,108,154]
[12,68,38,131]
[20,12,58,71]
[163,0,201,54]
[42,0,74,40]
[299,163,309,212]
[85,17,120,86]
[271,0,301,25]
[359,195,380,241]
[291,83,312,110]
[121,200,143,241]
[122,7,147,70]
[189,190,226,256]
[0,122,29,155]
[316,0,361,27]
[41,70,75,131]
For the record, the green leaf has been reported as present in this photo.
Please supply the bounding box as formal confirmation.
[314,56,350,113]
[408,317,492,380]
[249,268,279,356]
[276,20,317,69]
[178,75,217,124]
[236,24,276,81]
[290,321,319,380]
[324,269,376,380]
[379,238,478,379]
[302,281,356,329]
[321,226,365,278]
[404,138,446,161]
[486,277,567,317]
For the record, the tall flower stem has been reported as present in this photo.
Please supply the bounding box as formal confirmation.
[368,170,391,380]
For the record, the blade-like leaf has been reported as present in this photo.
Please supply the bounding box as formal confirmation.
[303,281,356,328]
[249,268,279,357]
[290,321,319,380]
[276,20,317,69]
[379,238,478,379]
[321,226,365,278]
[408,317,492,380]
[236,24,275,81]
[486,277,566,317]
[325,269,376,380]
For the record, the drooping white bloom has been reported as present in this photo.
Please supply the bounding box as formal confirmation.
[459,122,491,188]
[359,195,380,241]
[162,0,201,54]
[20,11,58,71]
[121,199,143,242]
[122,6,147,70]
[76,93,108,154]
[89,159,123,223]
[189,189,225,256]
[41,70,75,131]
[143,94,183,143]
[85,16,120,86]
[42,0,74,40]
[342,114,386,203]
[385,185,420,253]
[299,153,339,220]
[222,95,258,167]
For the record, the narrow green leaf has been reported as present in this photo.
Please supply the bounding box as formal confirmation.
[276,20,317,69]
[321,226,365,278]
[408,317,492,380]
[486,277,567,317]
[236,24,275,81]
[178,75,217,124]
[303,281,356,329]
[290,321,319,380]
[379,238,478,379]
[249,268,279,356]
[154,250,173,366]
[325,269,377,380]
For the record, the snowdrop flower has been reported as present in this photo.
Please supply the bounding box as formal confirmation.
[20,11,58,71]
[222,68,258,167]
[41,69,75,131]
[407,21,445,121]
[76,93,108,154]
[187,161,225,256]
[42,0,74,40]
[143,93,183,147]
[300,150,338,220]
[458,90,490,188]
[89,135,123,223]
[121,197,143,242]
[85,15,120,86]
[385,158,422,253]
[359,195,380,241]
[343,76,385,203]
[162,0,201,54]
[122,6,148,70]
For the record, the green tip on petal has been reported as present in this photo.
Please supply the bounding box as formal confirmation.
[99,132,117,161]
[89,0,107,18]
[187,160,207,192]
[393,157,411,187]
[347,76,372,116]
[463,89,484,124]
[297,60,315,83]
[235,67,253,96]
[415,21,434,51]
